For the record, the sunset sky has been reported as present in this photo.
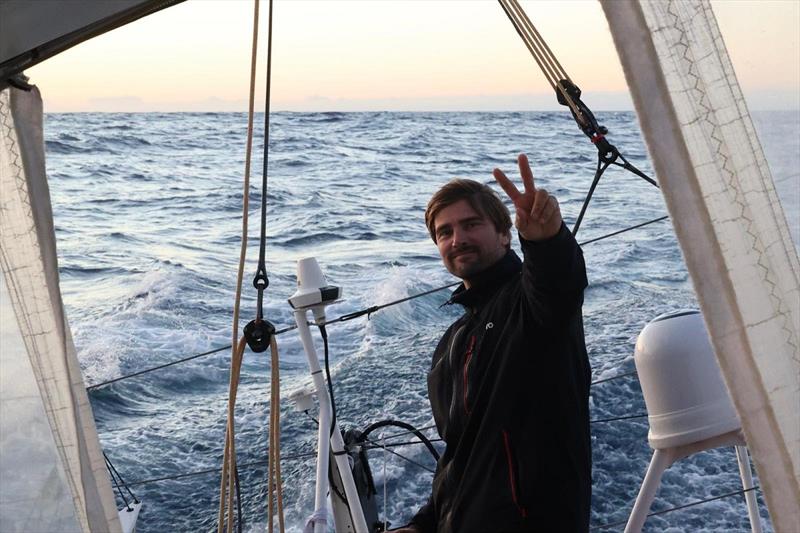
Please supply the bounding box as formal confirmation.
[25,0,800,112]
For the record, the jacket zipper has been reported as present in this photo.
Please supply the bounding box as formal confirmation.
[462,335,476,414]
[502,430,528,518]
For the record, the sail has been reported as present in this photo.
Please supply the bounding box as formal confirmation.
[602,0,800,530]
[0,0,183,86]
[0,86,121,532]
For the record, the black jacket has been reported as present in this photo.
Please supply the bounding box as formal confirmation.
[410,224,591,533]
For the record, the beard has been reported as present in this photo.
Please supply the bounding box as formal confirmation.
[446,246,497,281]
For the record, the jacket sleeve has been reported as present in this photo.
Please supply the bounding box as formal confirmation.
[519,222,587,327]
[407,496,436,532]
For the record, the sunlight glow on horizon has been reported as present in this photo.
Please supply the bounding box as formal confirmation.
[25,0,800,112]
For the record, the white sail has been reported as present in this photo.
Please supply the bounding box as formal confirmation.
[0,86,121,532]
[602,1,800,530]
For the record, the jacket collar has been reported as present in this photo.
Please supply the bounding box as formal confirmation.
[446,248,522,310]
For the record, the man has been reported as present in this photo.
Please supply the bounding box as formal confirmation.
[397,154,591,532]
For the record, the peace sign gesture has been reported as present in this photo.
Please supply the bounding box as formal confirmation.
[493,153,562,242]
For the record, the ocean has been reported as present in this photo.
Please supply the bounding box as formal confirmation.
[44,110,798,532]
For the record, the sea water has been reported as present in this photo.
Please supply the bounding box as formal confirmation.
[44,110,798,532]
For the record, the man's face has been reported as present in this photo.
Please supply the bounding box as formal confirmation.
[433,199,510,287]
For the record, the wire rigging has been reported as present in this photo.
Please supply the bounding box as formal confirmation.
[497,0,659,236]
[591,486,761,531]
[84,213,666,392]
[104,452,138,512]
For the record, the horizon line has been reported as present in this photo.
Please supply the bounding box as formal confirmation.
[43,108,800,114]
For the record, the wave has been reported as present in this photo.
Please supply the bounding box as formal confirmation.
[45,140,86,154]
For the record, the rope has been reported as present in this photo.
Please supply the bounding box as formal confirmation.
[218,336,247,533]
[591,486,761,530]
[232,0,260,365]
[217,0,262,529]
[497,0,581,118]
[267,336,285,533]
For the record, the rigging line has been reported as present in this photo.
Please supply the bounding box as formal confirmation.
[591,486,761,531]
[382,433,388,531]
[509,0,572,85]
[221,0,261,518]
[105,455,132,511]
[126,449,319,488]
[611,153,660,188]
[590,413,648,424]
[572,155,614,235]
[497,0,556,89]
[301,411,439,446]
[590,369,638,386]
[252,0,275,322]
[497,0,580,117]
[231,0,261,359]
[327,282,461,324]
[85,345,231,390]
[360,436,436,474]
[84,215,668,391]
[219,337,246,533]
[362,438,444,451]
[506,0,567,85]
[364,424,439,443]
[103,451,138,504]
[578,215,669,246]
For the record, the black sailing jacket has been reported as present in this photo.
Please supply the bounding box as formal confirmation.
[410,224,591,533]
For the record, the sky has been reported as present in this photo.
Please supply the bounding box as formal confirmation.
[23,0,800,112]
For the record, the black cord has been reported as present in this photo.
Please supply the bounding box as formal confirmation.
[318,324,338,438]
[103,451,138,506]
[85,344,231,390]
[360,437,436,474]
[572,155,613,236]
[252,0,275,321]
[359,420,440,462]
[590,413,648,424]
[104,454,131,511]
[591,486,761,530]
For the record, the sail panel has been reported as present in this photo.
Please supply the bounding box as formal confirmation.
[601,0,800,529]
[0,275,82,532]
[0,86,121,533]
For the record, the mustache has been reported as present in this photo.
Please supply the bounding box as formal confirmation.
[449,246,478,259]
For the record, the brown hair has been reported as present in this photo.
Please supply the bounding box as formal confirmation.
[425,179,512,243]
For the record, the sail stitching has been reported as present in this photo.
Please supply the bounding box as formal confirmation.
[665,0,798,362]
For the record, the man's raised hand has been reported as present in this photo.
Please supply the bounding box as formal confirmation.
[493,153,563,241]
